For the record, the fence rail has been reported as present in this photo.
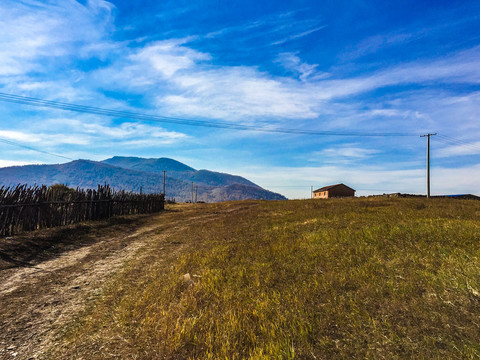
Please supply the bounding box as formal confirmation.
[0,184,165,237]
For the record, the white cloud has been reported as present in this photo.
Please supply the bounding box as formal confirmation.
[203,11,324,49]
[430,164,480,195]
[347,32,416,60]
[270,25,326,46]
[0,0,115,76]
[64,119,187,140]
[276,52,329,81]
[92,42,324,119]
[344,13,480,61]
[0,160,37,168]
[89,38,480,128]
[0,117,189,163]
[0,129,89,145]
[0,130,37,143]
[315,146,380,160]
[314,48,480,101]
[129,39,209,78]
[34,118,188,145]
[161,67,322,119]
[437,142,480,158]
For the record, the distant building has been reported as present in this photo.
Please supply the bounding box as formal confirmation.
[313,183,355,199]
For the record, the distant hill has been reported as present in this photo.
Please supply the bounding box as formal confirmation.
[0,158,286,202]
[102,156,258,188]
[103,156,195,173]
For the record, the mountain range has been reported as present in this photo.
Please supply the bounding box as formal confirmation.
[0,156,286,202]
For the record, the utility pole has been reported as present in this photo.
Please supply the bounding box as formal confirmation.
[191,182,194,203]
[163,170,166,196]
[140,186,142,195]
[420,133,437,198]
[311,186,313,199]
[195,185,198,203]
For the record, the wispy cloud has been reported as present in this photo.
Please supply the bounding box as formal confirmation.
[344,10,480,61]
[436,141,480,158]
[92,39,480,129]
[0,0,115,76]
[314,145,380,161]
[39,118,188,143]
[346,32,417,60]
[202,11,322,44]
[270,25,326,46]
[92,40,323,120]
[128,39,209,78]
[0,117,189,164]
[0,129,89,145]
[204,20,267,39]
[276,52,329,81]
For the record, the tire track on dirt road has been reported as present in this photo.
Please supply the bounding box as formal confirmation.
[0,203,237,360]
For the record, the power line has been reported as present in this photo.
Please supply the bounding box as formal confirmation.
[436,134,480,153]
[0,137,74,161]
[0,92,415,137]
[437,134,480,146]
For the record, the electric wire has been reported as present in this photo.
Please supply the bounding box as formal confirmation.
[0,136,74,161]
[4,92,478,162]
[437,134,480,148]
[0,92,415,137]
[436,134,480,153]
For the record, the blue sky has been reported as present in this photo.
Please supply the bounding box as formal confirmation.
[1,0,480,198]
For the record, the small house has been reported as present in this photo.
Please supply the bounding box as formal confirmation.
[313,183,355,199]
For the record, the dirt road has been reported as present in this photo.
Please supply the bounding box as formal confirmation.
[0,203,237,360]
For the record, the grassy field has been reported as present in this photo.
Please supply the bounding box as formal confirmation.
[50,198,480,359]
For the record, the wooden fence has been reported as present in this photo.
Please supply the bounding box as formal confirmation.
[0,184,165,237]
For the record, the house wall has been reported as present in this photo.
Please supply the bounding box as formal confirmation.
[313,191,328,199]
[329,185,355,198]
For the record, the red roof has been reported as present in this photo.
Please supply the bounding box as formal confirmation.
[313,183,355,193]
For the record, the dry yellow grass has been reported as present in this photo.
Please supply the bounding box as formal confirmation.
[50,198,480,359]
